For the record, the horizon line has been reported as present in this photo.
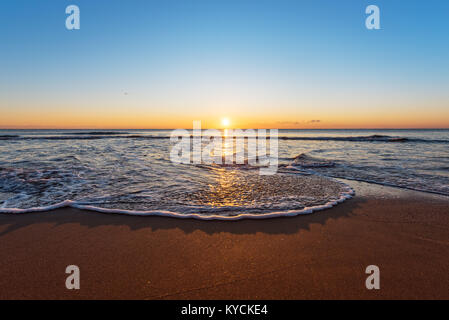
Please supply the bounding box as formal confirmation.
[1,127,449,130]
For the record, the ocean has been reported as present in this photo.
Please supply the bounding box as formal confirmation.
[0,129,448,219]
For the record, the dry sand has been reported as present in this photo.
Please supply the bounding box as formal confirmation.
[0,180,448,299]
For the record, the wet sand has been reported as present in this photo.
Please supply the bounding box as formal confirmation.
[0,180,448,299]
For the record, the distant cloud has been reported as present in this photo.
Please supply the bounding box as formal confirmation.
[276,120,322,126]
[276,121,302,126]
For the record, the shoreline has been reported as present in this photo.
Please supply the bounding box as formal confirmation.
[0,181,448,299]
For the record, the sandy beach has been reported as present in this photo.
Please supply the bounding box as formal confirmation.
[0,180,448,300]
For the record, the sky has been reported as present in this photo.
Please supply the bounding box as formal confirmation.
[0,0,448,129]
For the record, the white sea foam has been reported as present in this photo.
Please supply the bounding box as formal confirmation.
[0,180,354,220]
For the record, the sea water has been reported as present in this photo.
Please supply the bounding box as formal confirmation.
[0,129,447,218]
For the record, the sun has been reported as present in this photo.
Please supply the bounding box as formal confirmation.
[221,117,231,127]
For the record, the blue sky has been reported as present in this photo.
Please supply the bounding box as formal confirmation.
[0,0,448,128]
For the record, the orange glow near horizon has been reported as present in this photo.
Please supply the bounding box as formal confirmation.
[1,116,449,130]
[1,102,449,129]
